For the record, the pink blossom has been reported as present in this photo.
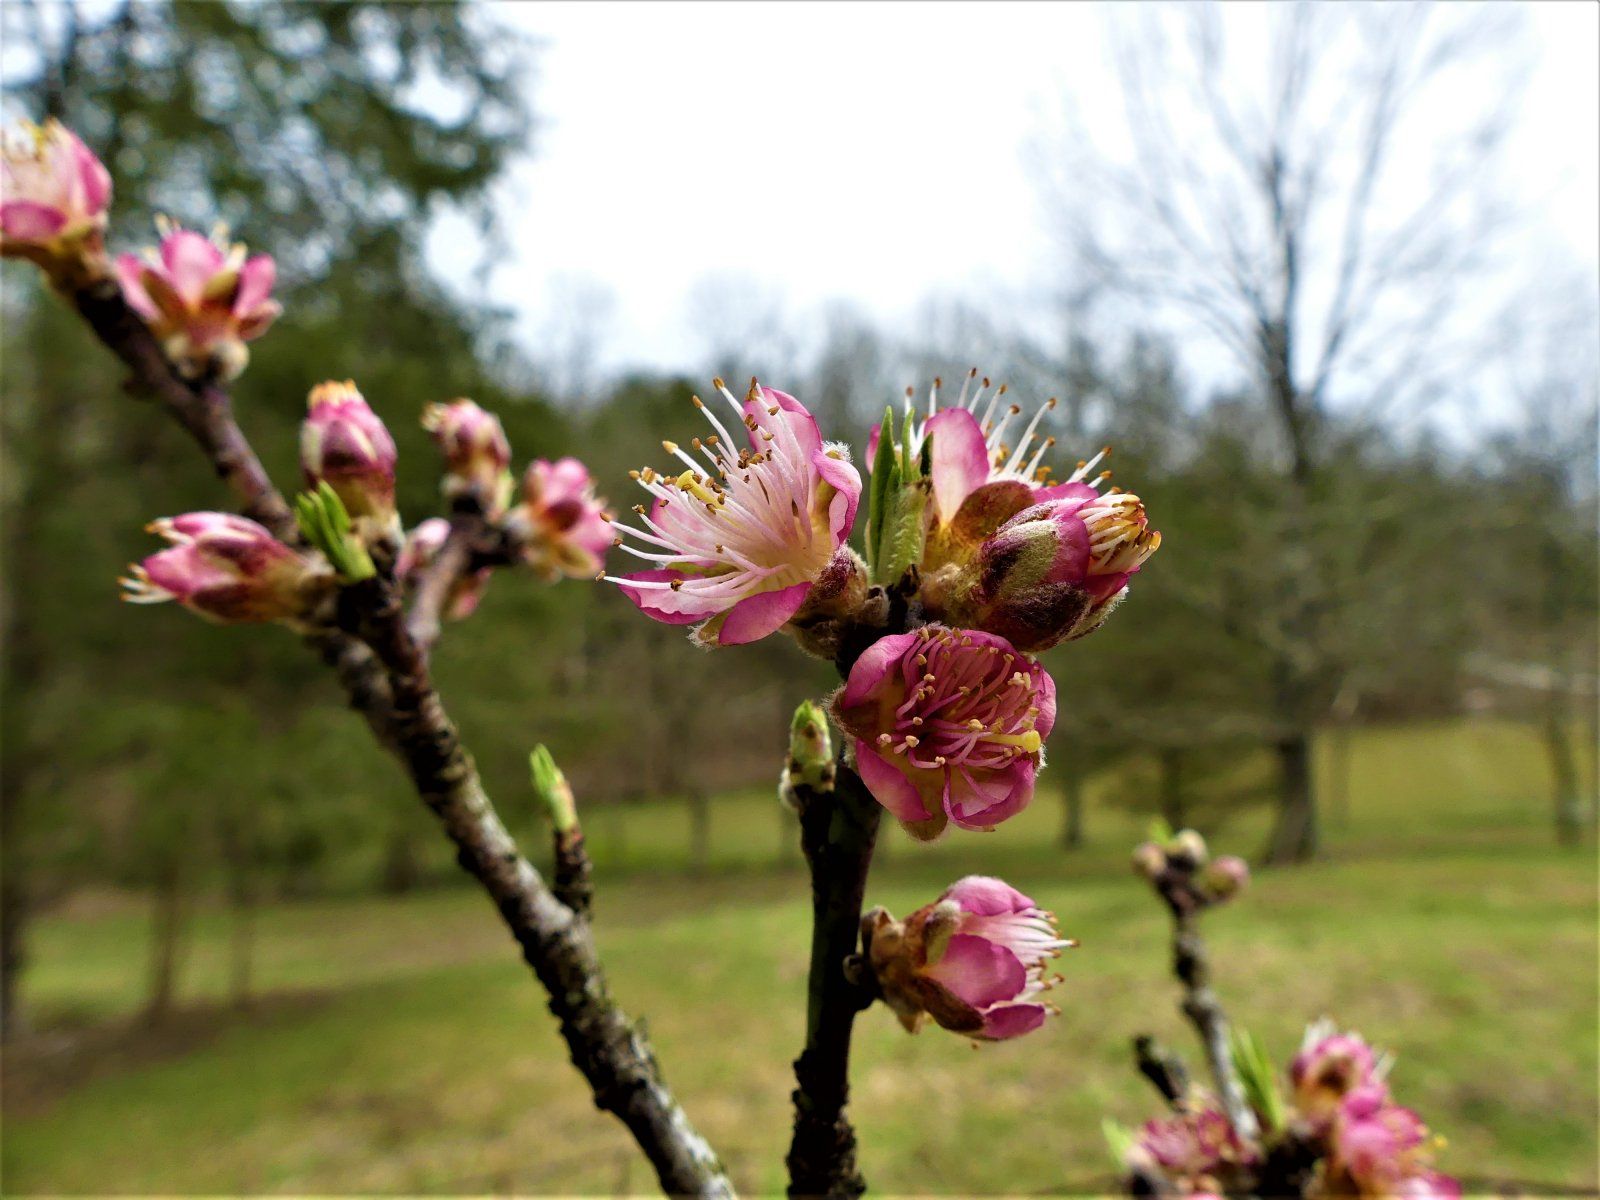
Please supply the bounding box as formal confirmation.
[831,625,1055,837]
[507,457,614,581]
[421,398,513,515]
[0,119,111,259]
[120,512,328,624]
[610,380,861,647]
[116,222,280,380]
[865,875,1073,1040]
[1292,1022,1382,1126]
[300,381,399,537]
[1127,1106,1255,1193]
[1328,1084,1457,1198]
[397,518,490,620]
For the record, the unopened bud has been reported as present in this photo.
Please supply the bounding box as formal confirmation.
[1,118,112,284]
[301,381,398,541]
[1131,841,1167,881]
[422,398,513,515]
[529,744,578,835]
[1198,855,1249,902]
[783,700,835,799]
[1168,828,1209,867]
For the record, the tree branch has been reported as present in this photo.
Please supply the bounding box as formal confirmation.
[62,274,734,1199]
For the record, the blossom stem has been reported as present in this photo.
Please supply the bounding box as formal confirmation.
[1171,909,1259,1143]
[61,273,733,1199]
[785,754,881,1200]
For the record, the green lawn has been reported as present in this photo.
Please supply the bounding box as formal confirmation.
[3,718,1595,1195]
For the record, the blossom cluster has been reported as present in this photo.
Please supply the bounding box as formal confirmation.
[1122,1024,1459,1198]
[0,119,612,628]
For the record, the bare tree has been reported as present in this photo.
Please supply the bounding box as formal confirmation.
[1034,1,1524,861]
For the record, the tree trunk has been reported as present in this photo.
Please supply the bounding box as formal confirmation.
[1265,731,1318,864]
[1543,694,1582,848]
[687,792,711,873]
[1328,722,1352,830]
[229,875,257,1009]
[145,863,187,1020]
[1059,751,1085,849]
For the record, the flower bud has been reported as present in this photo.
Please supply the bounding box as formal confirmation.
[1131,841,1167,881]
[1198,855,1249,902]
[1291,1021,1381,1128]
[1124,1107,1254,1195]
[866,876,1074,1041]
[421,398,513,515]
[116,221,280,380]
[505,457,612,582]
[1,119,111,281]
[397,517,489,620]
[120,512,331,624]
[300,381,398,541]
[787,547,877,661]
[781,699,835,806]
[529,744,579,835]
[1168,828,1209,867]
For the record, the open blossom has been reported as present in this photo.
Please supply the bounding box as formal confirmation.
[397,518,490,620]
[119,512,330,624]
[610,380,861,647]
[832,625,1055,838]
[865,875,1073,1041]
[116,222,280,380]
[1292,1022,1383,1127]
[1126,1106,1255,1193]
[506,457,613,581]
[300,381,398,538]
[0,119,111,266]
[1327,1084,1458,1199]
[421,398,513,515]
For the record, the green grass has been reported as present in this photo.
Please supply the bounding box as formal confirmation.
[3,717,1596,1195]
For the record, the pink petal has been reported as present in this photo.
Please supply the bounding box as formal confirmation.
[115,253,159,319]
[813,448,861,540]
[542,457,595,505]
[744,386,823,458]
[838,631,918,710]
[927,408,991,525]
[977,1003,1049,1041]
[922,933,1027,1010]
[716,580,812,645]
[615,569,719,625]
[233,254,277,315]
[70,131,111,214]
[1032,481,1098,504]
[865,422,882,467]
[944,760,1037,830]
[0,200,67,241]
[1031,665,1058,740]
[160,229,225,303]
[853,740,936,823]
[235,299,282,341]
[943,875,1035,916]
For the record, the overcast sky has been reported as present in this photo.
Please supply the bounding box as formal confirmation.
[446,1,1599,385]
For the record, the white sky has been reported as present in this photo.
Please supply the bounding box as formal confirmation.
[450,1,1600,383]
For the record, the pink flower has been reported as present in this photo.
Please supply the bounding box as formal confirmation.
[865,875,1073,1040]
[0,119,111,261]
[300,381,398,537]
[1127,1106,1255,1193]
[945,486,1161,651]
[119,512,329,624]
[506,457,613,581]
[421,398,513,515]
[397,518,490,620]
[831,625,1055,838]
[1328,1084,1456,1198]
[116,222,281,380]
[1292,1022,1382,1127]
[610,379,861,647]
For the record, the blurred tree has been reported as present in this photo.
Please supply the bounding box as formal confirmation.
[0,0,533,1038]
[1034,1,1523,861]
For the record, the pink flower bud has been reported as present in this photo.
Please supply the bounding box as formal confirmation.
[1125,1106,1255,1193]
[1328,1085,1456,1197]
[119,512,330,624]
[865,875,1074,1041]
[505,457,613,582]
[610,380,862,647]
[1291,1022,1380,1127]
[397,517,490,620]
[300,381,398,537]
[115,222,280,380]
[1131,841,1167,881]
[1199,855,1249,902]
[421,398,512,514]
[832,626,1055,838]
[1,119,111,272]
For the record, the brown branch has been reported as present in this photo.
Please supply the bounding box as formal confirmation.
[784,757,880,1200]
[64,273,733,1199]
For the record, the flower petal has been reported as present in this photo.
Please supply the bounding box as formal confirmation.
[115,253,159,319]
[716,580,812,645]
[614,569,719,625]
[837,631,919,711]
[853,740,936,823]
[943,875,1035,916]
[944,759,1037,830]
[0,199,67,241]
[233,254,277,315]
[927,408,991,525]
[160,229,226,303]
[922,932,1027,1010]
[813,447,861,541]
[977,1002,1049,1041]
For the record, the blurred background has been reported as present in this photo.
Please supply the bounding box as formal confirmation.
[0,1,1595,1194]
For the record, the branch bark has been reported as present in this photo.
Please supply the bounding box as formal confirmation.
[1170,909,1257,1143]
[61,272,733,1198]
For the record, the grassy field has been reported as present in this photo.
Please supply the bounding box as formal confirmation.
[3,718,1596,1195]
